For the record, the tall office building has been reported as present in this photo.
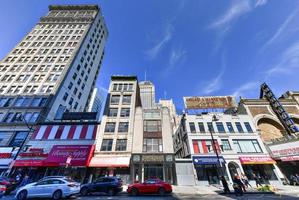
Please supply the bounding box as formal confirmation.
[0,4,108,172]
[86,87,106,121]
[139,81,156,108]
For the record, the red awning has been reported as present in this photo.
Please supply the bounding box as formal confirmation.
[14,160,45,167]
[239,156,276,164]
[89,156,130,167]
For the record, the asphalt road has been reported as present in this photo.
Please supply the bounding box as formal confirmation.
[3,193,299,200]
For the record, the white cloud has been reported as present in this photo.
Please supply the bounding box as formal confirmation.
[202,71,224,95]
[265,41,299,77]
[255,0,268,7]
[169,47,187,67]
[145,25,173,60]
[232,81,259,98]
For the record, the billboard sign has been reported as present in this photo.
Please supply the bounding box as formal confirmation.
[260,83,299,133]
[184,96,235,109]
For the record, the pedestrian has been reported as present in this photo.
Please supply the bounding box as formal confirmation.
[295,174,299,186]
[220,176,230,194]
[233,174,244,196]
[253,173,262,187]
[241,173,252,188]
[19,175,30,187]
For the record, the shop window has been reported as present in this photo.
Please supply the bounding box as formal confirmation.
[110,95,120,105]
[221,139,232,151]
[9,131,28,147]
[144,120,161,132]
[235,122,244,133]
[100,139,113,151]
[243,164,278,181]
[207,122,214,133]
[115,139,127,151]
[108,108,118,117]
[232,139,262,153]
[198,122,205,133]
[118,122,129,132]
[120,108,130,117]
[104,122,115,133]
[226,122,235,133]
[244,122,253,133]
[189,122,196,133]
[216,122,225,133]
[143,138,162,152]
[122,95,131,104]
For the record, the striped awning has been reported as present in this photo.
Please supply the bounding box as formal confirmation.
[31,125,98,140]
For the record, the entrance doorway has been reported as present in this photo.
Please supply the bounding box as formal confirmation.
[228,161,241,179]
[144,164,163,180]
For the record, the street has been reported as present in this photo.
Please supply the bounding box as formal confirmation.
[2,193,299,200]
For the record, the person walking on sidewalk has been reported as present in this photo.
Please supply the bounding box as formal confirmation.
[253,173,262,187]
[220,176,230,194]
[241,173,252,188]
[233,174,244,196]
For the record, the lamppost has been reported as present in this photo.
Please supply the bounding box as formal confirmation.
[209,114,224,179]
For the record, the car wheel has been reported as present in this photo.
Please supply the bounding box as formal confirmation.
[80,187,88,196]
[158,187,166,196]
[17,190,27,200]
[52,190,62,200]
[131,188,138,196]
[107,188,115,196]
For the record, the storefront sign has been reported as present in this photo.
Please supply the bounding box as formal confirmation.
[192,156,225,165]
[14,159,45,167]
[89,156,130,167]
[260,83,299,133]
[280,156,299,162]
[184,96,235,109]
[142,155,164,162]
[0,147,13,159]
[46,145,94,166]
[269,141,299,159]
[19,152,48,157]
[239,156,276,164]
[29,148,44,152]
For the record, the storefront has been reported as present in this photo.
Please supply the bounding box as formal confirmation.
[192,155,226,185]
[131,154,175,184]
[239,156,280,185]
[0,147,16,175]
[14,145,95,183]
[89,155,131,184]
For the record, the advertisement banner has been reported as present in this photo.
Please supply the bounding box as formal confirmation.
[46,145,94,166]
[184,96,235,109]
[239,156,276,164]
[192,156,225,165]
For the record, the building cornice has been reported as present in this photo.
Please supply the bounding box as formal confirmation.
[49,5,99,11]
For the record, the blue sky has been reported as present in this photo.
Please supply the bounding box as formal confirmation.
[0,0,298,110]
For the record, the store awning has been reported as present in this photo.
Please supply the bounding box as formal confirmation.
[280,156,299,162]
[192,156,225,165]
[239,156,276,164]
[89,156,130,167]
[14,160,45,167]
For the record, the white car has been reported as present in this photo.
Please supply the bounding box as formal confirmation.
[15,177,80,200]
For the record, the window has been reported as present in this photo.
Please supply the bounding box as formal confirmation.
[235,122,244,133]
[189,122,196,133]
[14,98,24,107]
[112,84,117,91]
[128,84,133,91]
[3,98,13,107]
[120,108,130,117]
[233,140,262,153]
[216,122,225,133]
[9,131,28,147]
[118,122,129,132]
[11,112,22,122]
[29,112,39,122]
[221,139,231,151]
[244,122,253,133]
[226,122,235,133]
[3,112,14,122]
[104,122,115,132]
[63,92,68,101]
[143,138,163,152]
[108,108,118,117]
[122,95,131,104]
[24,112,32,122]
[68,82,73,90]
[110,95,120,105]
[198,122,205,133]
[207,122,214,132]
[100,139,113,151]
[144,120,161,132]
[68,97,73,105]
[115,139,127,151]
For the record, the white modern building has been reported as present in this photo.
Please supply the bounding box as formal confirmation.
[159,98,179,133]
[86,87,106,121]
[139,81,156,109]
[0,4,108,172]
[173,97,284,186]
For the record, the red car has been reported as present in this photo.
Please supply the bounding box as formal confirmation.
[127,179,172,196]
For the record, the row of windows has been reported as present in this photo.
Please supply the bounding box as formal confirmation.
[1,73,61,83]
[143,138,163,153]
[0,97,47,108]
[112,83,134,92]
[0,84,54,95]
[0,131,29,147]
[35,24,86,29]
[12,47,75,55]
[100,139,127,151]
[1,112,39,123]
[31,29,85,35]
[192,139,262,154]
[105,122,129,133]
[24,35,81,42]
[108,108,130,117]
[0,64,65,73]
[4,55,71,63]
[189,121,253,134]
[110,95,131,105]
[47,10,95,18]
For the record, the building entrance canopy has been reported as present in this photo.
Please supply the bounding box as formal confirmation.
[239,156,276,164]
[89,156,130,167]
[192,156,225,165]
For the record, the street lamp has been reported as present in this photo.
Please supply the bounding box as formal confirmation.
[209,114,224,179]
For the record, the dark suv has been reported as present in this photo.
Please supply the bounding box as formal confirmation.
[80,177,123,196]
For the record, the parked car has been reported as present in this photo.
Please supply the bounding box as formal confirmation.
[80,176,123,196]
[127,179,172,196]
[15,177,80,200]
[0,177,17,195]
[0,185,6,198]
